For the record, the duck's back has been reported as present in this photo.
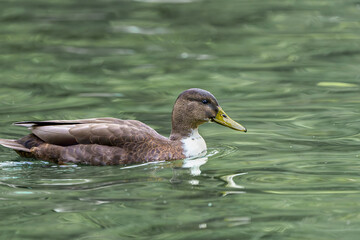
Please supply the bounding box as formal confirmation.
[13,118,184,165]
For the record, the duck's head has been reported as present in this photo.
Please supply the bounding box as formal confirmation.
[170,88,246,139]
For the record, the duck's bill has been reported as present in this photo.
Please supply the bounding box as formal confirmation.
[212,107,247,132]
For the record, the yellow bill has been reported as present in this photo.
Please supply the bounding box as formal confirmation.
[212,107,247,132]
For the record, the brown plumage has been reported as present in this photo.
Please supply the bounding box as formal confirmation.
[0,88,247,165]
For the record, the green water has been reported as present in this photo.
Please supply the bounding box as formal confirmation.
[1,0,360,239]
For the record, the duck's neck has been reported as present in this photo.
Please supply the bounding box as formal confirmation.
[170,125,195,141]
[170,108,200,140]
[169,116,207,157]
[169,105,207,157]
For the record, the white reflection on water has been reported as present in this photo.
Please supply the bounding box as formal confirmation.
[225,217,251,227]
[264,190,360,195]
[119,160,166,170]
[221,172,248,196]
[134,0,196,3]
[181,149,220,176]
[221,172,247,189]
[60,46,135,55]
[38,179,92,185]
[182,156,208,176]
[111,25,169,35]
[180,52,215,61]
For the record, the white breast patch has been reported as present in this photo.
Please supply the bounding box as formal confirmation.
[181,128,207,158]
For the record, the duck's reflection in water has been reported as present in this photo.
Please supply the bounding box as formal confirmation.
[170,156,208,184]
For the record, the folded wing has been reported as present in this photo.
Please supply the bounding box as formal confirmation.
[15,118,166,147]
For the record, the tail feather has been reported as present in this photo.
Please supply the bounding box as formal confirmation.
[0,139,31,152]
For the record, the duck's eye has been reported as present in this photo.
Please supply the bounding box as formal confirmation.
[202,99,209,104]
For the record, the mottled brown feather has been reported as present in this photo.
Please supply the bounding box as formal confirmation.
[15,120,185,165]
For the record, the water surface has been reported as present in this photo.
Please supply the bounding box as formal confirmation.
[1,0,360,239]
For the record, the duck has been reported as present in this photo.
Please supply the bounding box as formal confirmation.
[0,88,246,165]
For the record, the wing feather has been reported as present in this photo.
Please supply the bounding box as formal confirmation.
[14,117,123,127]
[16,118,168,147]
[32,125,78,145]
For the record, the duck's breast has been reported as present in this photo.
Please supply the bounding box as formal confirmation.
[181,128,207,158]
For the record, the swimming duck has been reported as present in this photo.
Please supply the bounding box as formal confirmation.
[0,88,246,165]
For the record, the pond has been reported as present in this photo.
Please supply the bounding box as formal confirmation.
[1,0,360,239]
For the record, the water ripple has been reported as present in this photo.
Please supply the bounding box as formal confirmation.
[221,169,360,195]
[111,25,169,35]
[134,0,196,3]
